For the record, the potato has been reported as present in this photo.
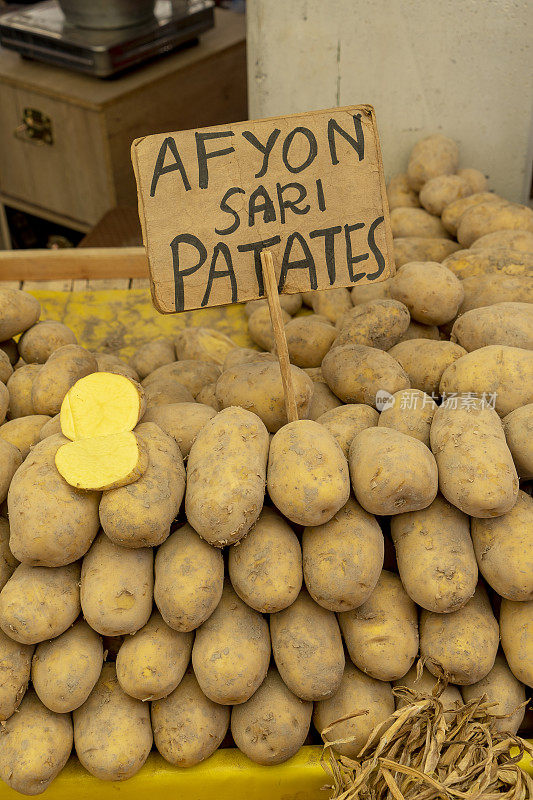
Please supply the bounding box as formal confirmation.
[99,422,185,548]
[143,376,195,407]
[386,172,420,210]
[394,665,462,711]
[231,667,312,765]
[310,287,353,323]
[456,168,488,194]
[420,584,499,685]
[302,496,383,612]
[441,192,502,236]
[439,345,533,417]
[31,620,103,713]
[229,507,301,613]
[471,491,533,602]
[0,518,17,591]
[142,359,221,397]
[349,427,438,515]
[31,345,98,416]
[390,207,450,239]
[0,628,33,721]
[174,326,236,365]
[388,340,466,396]
[393,237,461,267]
[142,401,216,457]
[155,523,223,632]
[248,305,292,351]
[500,599,533,688]
[215,361,313,432]
[0,349,13,384]
[18,321,77,364]
[94,353,139,382]
[270,588,344,701]
[471,229,533,253]
[459,275,533,316]
[419,174,472,216]
[461,654,526,734]
[304,366,326,382]
[458,201,533,248]
[80,532,152,636]
[6,364,42,418]
[338,570,418,680]
[391,495,477,613]
[442,247,533,280]
[389,261,464,326]
[0,562,80,645]
[0,338,18,366]
[186,407,269,547]
[430,397,518,517]
[56,432,148,492]
[195,381,220,410]
[378,388,437,445]
[407,133,459,191]
[0,381,7,426]
[314,661,394,758]
[130,338,175,379]
[351,279,391,305]
[284,316,336,367]
[267,420,349,526]
[0,414,51,459]
[306,381,342,420]
[335,299,410,350]
[73,662,152,781]
[451,302,533,351]
[322,343,410,406]
[60,372,145,441]
[224,347,277,370]
[152,669,230,767]
[0,438,22,505]
[245,293,302,316]
[0,689,72,795]
[0,289,40,341]
[38,413,61,441]
[8,434,100,567]
[192,581,270,705]
[116,611,192,701]
[316,403,378,456]
[503,405,533,478]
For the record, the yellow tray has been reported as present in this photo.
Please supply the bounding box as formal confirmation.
[0,748,327,800]
[0,744,531,799]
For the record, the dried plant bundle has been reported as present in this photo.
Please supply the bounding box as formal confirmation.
[321,685,532,800]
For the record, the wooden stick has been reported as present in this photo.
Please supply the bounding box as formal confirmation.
[260,250,299,423]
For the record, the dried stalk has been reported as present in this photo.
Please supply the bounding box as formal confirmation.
[321,685,532,800]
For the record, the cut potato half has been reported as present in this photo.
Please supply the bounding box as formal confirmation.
[55,432,148,490]
[60,372,146,440]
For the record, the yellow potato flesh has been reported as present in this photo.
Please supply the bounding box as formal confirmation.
[55,432,148,490]
[60,372,143,440]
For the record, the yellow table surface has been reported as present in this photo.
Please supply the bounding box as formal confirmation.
[29,289,254,358]
[3,289,529,797]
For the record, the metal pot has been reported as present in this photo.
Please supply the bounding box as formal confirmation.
[58,0,157,30]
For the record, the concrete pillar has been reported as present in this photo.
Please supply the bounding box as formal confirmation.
[247,0,533,202]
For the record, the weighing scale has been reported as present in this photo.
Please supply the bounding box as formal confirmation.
[0,0,215,78]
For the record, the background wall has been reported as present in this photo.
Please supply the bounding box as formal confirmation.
[247,0,533,202]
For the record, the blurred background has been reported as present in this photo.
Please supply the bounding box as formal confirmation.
[0,0,531,251]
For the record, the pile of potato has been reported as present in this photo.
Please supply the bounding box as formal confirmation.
[0,131,532,797]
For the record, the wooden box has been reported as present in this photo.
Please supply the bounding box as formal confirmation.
[0,8,246,237]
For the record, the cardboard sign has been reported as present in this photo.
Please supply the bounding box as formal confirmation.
[132,104,394,313]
